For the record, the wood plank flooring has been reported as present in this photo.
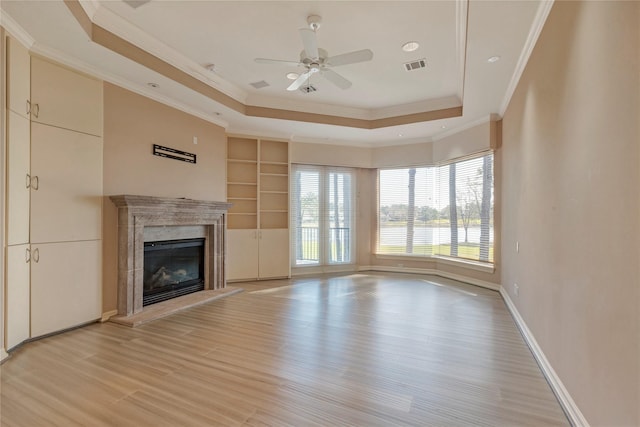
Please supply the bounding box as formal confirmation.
[1,273,569,426]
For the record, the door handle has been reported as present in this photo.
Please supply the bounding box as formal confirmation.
[32,103,40,118]
[26,100,31,115]
[26,173,31,189]
[32,248,40,263]
[25,247,31,263]
[31,175,39,190]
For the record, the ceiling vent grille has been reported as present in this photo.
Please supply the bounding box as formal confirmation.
[299,85,317,93]
[250,80,270,89]
[403,59,427,71]
[123,0,151,9]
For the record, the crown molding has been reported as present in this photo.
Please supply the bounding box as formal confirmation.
[432,114,492,142]
[456,0,469,101]
[91,3,247,104]
[0,12,35,48]
[31,43,228,129]
[499,0,555,116]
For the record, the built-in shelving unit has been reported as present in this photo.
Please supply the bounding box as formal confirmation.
[226,137,290,281]
[227,137,258,229]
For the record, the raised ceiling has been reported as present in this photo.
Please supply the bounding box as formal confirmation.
[0,0,551,147]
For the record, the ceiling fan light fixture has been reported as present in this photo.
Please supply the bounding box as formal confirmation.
[402,41,420,52]
[286,72,300,80]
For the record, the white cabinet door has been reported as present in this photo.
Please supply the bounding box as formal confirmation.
[258,229,290,279]
[30,56,103,137]
[6,111,30,246]
[30,123,103,244]
[227,229,259,281]
[7,36,30,119]
[5,244,31,349]
[30,240,101,338]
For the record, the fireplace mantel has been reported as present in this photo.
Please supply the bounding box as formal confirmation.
[110,195,231,316]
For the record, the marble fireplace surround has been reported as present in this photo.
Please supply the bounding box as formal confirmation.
[110,195,231,317]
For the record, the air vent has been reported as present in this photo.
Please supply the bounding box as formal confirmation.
[250,80,270,89]
[299,85,317,93]
[123,0,151,9]
[403,59,427,71]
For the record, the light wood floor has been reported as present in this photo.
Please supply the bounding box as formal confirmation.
[1,273,569,426]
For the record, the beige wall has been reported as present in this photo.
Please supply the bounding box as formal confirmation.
[433,121,496,163]
[501,1,639,425]
[291,141,372,168]
[102,83,227,312]
[1,27,7,359]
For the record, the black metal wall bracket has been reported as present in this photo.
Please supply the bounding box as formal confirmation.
[153,144,196,164]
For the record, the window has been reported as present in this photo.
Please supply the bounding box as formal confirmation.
[378,153,494,263]
[291,165,355,266]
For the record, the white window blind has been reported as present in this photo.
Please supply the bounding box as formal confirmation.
[378,153,494,263]
[291,165,355,266]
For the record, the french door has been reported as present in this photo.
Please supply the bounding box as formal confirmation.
[291,165,355,267]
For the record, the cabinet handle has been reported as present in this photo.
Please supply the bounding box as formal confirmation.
[25,248,31,263]
[259,231,262,239]
[26,173,31,189]
[32,103,40,118]
[32,175,39,190]
[26,100,31,115]
[33,248,40,263]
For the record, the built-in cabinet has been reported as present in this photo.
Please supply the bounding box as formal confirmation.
[4,37,103,349]
[226,137,290,281]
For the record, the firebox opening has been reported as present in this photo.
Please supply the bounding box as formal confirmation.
[143,238,205,306]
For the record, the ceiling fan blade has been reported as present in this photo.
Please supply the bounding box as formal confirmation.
[321,69,352,90]
[287,69,317,91]
[326,49,373,67]
[255,58,301,66]
[299,28,319,59]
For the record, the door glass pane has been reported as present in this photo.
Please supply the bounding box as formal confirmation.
[328,171,352,264]
[293,169,320,265]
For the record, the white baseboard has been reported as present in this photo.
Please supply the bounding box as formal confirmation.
[358,265,500,291]
[292,264,358,277]
[499,287,589,427]
[101,309,118,323]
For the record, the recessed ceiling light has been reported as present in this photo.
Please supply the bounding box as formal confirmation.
[402,41,420,52]
[487,56,501,63]
[398,133,403,137]
[441,125,447,129]
[286,72,299,80]
[147,82,159,88]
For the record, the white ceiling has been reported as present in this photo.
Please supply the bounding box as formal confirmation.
[0,0,550,147]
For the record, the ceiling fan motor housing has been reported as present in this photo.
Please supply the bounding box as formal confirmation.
[307,15,322,31]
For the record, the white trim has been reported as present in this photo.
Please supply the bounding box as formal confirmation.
[91,4,247,103]
[500,287,590,427]
[29,44,229,130]
[358,265,500,291]
[435,255,494,273]
[0,12,35,48]
[432,114,491,142]
[498,0,555,116]
[455,0,469,101]
[100,309,118,323]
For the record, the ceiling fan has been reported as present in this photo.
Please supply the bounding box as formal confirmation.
[255,15,374,91]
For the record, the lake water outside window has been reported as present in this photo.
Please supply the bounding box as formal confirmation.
[378,153,494,263]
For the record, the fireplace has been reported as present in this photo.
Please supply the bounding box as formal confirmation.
[110,195,231,317]
[143,238,205,306]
